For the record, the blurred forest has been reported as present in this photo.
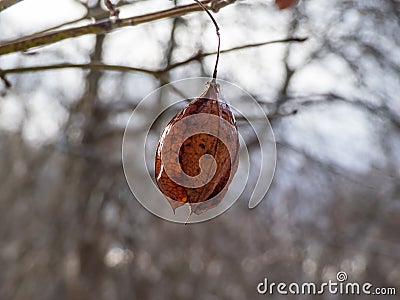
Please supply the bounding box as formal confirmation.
[0,0,399,299]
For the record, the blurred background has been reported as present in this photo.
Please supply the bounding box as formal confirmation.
[0,0,399,299]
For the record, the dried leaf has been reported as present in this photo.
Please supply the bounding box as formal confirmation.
[155,82,239,215]
[275,0,298,10]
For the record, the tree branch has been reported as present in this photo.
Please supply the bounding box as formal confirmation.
[0,37,308,80]
[0,0,24,12]
[0,0,229,56]
[286,93,400,129]
[276,141,379,190]
[164,37,307,72]
[1,62,160,77]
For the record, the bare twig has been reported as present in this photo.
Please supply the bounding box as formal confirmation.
[276,17,299,107]
[0,0,226,56]
[287,93,400,129]
[164,37,307,71]
[23,0,134,37]
[0,0,23,12]
[0,69,11,88]
[104,0,120,20]
[0,37,308,89]
[0,37,308,78]
[276,141,379,190]
[0,62,160,77]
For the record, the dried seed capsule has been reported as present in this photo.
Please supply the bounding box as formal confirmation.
[155,81,239,215]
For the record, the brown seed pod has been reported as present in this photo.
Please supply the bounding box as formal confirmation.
[155,81,239,215]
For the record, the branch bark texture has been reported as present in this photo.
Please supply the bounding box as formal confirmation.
[0,0,234,56]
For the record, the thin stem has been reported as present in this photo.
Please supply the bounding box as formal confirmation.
[195,0,220,80]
